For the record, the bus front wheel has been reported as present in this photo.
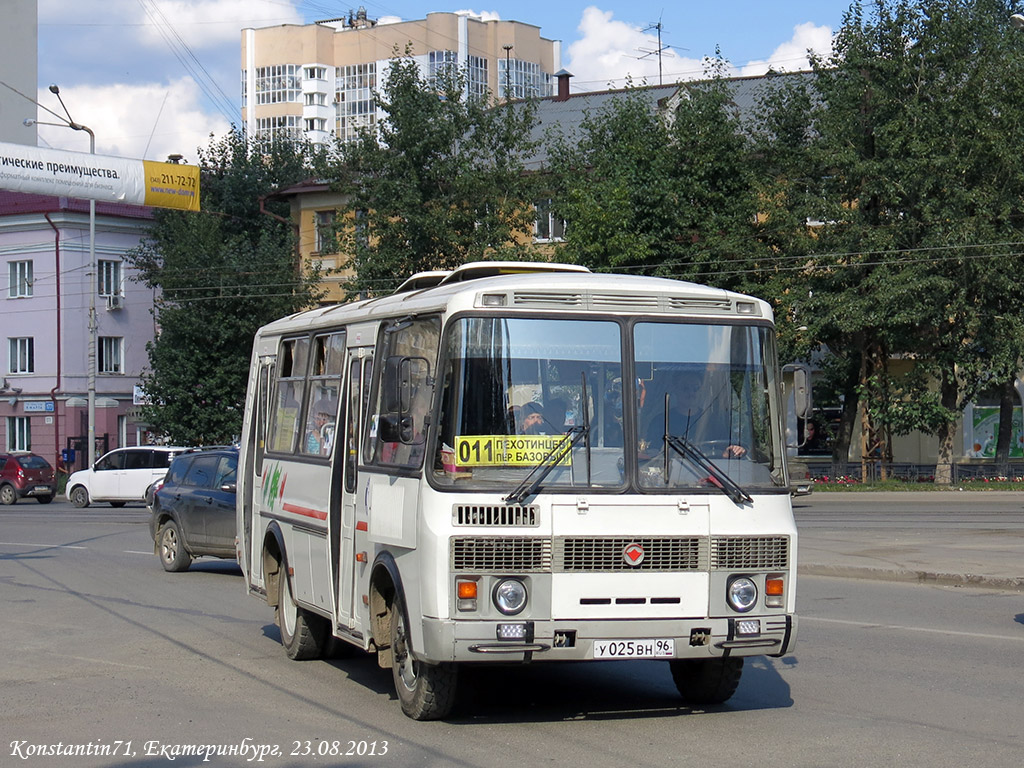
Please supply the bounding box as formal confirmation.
[390,591,457,720]
[276,568,328,660]
[669,657,743,706]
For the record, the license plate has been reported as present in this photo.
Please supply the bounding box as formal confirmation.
[34,486,49,493]
[592,639,674,659]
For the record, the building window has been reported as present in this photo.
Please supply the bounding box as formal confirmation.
[305,92,326,106]
[468,55,489,102]
[9,260,33,298]
[533,199,565,242]
[6,416,30,451]
[428,50,458,87]
[315,211,336,253]
[8,337,33,374]
[498,58,552,99]
[305,66,327,81]
[255,115,301,148]
[337,63,377,143]
[304,117,326,133]
[254,64,301,105]
[98,260,122,297]
[99,336,123,374]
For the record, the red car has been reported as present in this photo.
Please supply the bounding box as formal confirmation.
[0,452,57,504]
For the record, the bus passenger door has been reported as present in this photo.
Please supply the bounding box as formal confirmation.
[336,348,372,628]
[242,360,272,583]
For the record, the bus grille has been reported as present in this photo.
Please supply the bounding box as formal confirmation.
[451,537,552,572]
[453,504,539,527]
[710,536,790,570]
[555,537,705,572]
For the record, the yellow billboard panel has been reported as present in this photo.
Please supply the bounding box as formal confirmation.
[142,160,200,211]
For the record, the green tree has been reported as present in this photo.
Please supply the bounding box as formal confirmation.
[545,62,764,290]
[127,130,329,444]
[334,55,542,298]
[757,0,1024,482]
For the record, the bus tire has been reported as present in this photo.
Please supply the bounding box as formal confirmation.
[390,590,457,720]
[669,657,743,706]
[277,569,328,660]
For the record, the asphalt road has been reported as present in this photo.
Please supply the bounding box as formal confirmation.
[1,498,1022,767]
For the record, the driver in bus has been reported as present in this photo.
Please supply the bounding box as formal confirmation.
[640,370,746,459]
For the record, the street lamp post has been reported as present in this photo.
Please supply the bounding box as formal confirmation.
[26,84,98,467]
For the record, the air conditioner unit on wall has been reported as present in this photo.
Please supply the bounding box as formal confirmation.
[105,295,123,311]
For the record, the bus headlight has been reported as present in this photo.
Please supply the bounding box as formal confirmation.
[727,577,758,613]
[493,579,527,615]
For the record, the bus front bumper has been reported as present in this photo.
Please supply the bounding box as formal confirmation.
[419,614,797,664]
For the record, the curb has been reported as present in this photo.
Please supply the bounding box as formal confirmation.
[799,564,1024,593]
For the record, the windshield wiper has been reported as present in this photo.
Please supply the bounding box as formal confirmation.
[504,425,588,504]
[504,373,592,505]
[664,433,752,505]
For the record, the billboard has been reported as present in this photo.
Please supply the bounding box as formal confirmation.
[0,140,199,211]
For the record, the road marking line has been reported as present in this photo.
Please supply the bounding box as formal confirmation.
[123,550,152,555]
[0,541,87,549]
[803,615,1024,643]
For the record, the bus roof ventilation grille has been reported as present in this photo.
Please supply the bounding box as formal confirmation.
[454,504,539,527]
[512,291,584,307]
[666,297,733,312]
[590,294,660,310]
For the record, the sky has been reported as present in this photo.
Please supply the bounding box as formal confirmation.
[29,0,857,164]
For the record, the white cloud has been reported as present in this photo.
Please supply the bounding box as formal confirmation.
[454,9,503,23]
[740,22,834,76]
[567,8,834,92]
[33,77,231,163]
[566,7,710,91]
[40,0,304,50]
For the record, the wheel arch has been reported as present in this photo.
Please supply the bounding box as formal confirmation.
[369,550,406,667]
[262,521,287,608]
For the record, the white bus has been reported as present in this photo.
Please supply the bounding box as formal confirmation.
[237,262,798,720]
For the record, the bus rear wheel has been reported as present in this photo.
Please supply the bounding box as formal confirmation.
[669,657,744,706]
[276,568,328,660]
[390,591,457,720]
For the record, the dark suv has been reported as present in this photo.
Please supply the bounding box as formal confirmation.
[0,452,57,504]
[148,448,238,572]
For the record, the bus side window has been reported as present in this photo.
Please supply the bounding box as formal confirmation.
[268,337,309,454]
[345,358,362,492]
[367,317,440,469]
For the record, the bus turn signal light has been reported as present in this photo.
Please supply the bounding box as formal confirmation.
[765,577,784,607]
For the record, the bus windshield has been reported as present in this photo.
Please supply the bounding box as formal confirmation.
[634,321,784,492]
[434,316,623,491]
[433,316,786,494]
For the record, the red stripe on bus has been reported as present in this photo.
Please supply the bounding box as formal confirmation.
[282,503,327,521]
[356,520,368,531]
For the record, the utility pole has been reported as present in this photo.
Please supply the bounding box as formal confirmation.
[503,45,513,100]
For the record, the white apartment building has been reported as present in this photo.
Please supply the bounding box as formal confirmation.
[241,10,560,145]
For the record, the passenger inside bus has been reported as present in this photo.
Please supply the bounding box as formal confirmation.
[305,399,337,456]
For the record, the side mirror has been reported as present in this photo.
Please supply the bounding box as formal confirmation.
[378,413,417,444]
[784,364,813,419]
[382,356,429,413]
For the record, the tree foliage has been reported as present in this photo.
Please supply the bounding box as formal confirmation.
[755,0,1024,479]
[333,55,542,298]
[127,130,328,444]
[545,61,764,291]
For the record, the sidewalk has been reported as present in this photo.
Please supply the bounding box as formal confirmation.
[794,491,1024,591]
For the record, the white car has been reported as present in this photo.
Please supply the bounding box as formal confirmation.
[66,446,191,508]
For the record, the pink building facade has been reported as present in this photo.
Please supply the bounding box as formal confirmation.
[1,192,157,474]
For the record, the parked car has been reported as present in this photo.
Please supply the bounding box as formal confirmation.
[149,447,238,572]
[66,446,190,508]
[0,452,57,504]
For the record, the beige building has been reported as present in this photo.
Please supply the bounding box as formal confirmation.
[242,10,560,145]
